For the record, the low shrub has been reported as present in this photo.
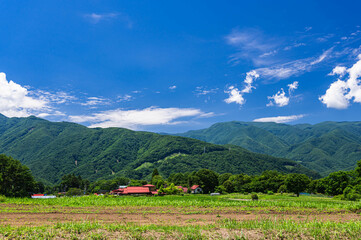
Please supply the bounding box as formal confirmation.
[251,194,258,201]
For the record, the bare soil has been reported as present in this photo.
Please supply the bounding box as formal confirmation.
[0,205,359,227]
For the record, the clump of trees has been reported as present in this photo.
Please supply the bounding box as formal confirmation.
[0,154,37,197]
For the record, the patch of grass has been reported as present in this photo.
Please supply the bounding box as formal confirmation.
[0,219,360,239]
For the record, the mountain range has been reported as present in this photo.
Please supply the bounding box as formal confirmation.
[0,114,317,184]
[176,121,361,176]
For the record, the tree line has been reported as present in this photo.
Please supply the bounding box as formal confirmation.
[1,153,361,200]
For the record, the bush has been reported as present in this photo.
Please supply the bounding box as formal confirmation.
[343,186,361,201]
[66,188,83,196]
[267,191,274,195]
[251,194,258,201]
[0,195,6,202]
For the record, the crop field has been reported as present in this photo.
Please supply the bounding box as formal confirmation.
[0,194,361,239]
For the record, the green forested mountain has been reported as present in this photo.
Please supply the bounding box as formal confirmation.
[0,115,318,184]
[176,121,361,176]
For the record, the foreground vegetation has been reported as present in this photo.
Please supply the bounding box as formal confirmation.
[2,194,361,212]
[0,194,360,239]
[1,219,361,240]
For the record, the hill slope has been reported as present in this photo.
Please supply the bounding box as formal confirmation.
[0,115,318,184]
[176,121,361,176]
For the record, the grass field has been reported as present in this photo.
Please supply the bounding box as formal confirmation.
[0,194,360,239]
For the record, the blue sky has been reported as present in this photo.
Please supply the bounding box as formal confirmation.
[1,0,361,132]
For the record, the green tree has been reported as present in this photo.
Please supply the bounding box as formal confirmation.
[195,169,219,193]
[163,183,182,195]
[324,171,350,196]
[284,173,310,197]
[152,168,160,178]
[355,160,361,178]
[0,154,36,197]
[218,173,232,185]
[223,180,234,193]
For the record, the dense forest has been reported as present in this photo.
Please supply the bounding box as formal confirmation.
[176,121,361,176]
[0,115,317,184]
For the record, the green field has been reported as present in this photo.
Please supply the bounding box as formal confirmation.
[1,194,360,239]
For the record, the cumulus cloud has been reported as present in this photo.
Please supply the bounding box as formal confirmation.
[253,114,305,123]
[267,81,298,107]
[329,66,347,77]
[169,85,177,90]
[287,81,299,93]
[224,71,259,105]
[267,89,289,107]
[69,107,214,129]
[224,86,244,105]
[242,70,259,93]
[0,73,49,117]
[319,55,361,109]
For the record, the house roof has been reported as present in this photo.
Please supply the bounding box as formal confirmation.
[123,187,151,194]
[143,184,155,187]
[190,185,200,190]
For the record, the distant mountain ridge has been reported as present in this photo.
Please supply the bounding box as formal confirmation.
[176,121,361,176]
[0,115,318,184]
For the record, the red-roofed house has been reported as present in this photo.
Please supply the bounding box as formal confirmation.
[190,185,202,194]
[31,194,56,199]
[110,184,157,195]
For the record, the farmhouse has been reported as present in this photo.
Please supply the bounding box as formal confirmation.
[110,184,158,195]
[31,194,56,199]
[190,185,202,194]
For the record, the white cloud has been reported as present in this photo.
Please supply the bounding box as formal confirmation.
[267,89,289,107]
[256,48,333,80]
[33,90,77,104]
[169,85,177,90]
[329,66,347,77]
[320,55,361,109]
[253,114,305,123]
[224,70,259,105]
[84,13,118,24]
[81,97,110,106]
[68,107,213,129]
[84,12,133,28]
[0,73,49,117]
[267,81,299,107]
[310,47,333,65]
[225,28,278,66]
[241,70,259,93]
[118,94,133,102]
[224,86,244,105]
[287,81,299,93]
[283,43,306,51]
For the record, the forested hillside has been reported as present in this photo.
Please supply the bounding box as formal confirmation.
[176,121,361,176]
[0,114,318,184]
